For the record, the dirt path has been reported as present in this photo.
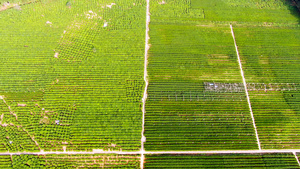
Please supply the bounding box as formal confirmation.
[230,24,261,151]
[141,0,150,168]
[1,149,300,156]
[293,152,300,166]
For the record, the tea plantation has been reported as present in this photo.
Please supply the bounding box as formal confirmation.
[145,23,258,150]
[0,0,300,168]
[144,0,299,151]
[0,154,140,168]
[234,26,300,149]
[145,153,300,168]
[0,0,145,152]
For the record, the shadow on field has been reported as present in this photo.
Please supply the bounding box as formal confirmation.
[283,0,300,24]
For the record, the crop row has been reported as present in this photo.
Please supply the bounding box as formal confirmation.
[144,153,300,168]
[145,1,259,150]
[0,0,146,152]
[0,154,140,168]
[234,26,300,149]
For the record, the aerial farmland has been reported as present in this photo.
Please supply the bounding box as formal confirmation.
[0,0,299,168]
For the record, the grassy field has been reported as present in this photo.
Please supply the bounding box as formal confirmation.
[0,154,140,168]
[0,0,145,152]
[145,153,300,168]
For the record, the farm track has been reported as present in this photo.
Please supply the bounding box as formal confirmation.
[2,150,300,156]
[230,24,261,151]
[141,0,150,168]
[293,152,300,166]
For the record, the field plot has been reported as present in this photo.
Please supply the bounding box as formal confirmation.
[0,155,11,168]
[233,26,300,149]
[144,0,258,151]
[0,0,145,152]
[190,0,299,25]
[144,153,300,168]
[1,0,300,168]
[0,154,140,168]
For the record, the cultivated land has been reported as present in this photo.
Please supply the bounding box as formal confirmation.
[0,0,300,168]
[145,153,300,168]
[234,26,300,149]
[145,0,259,150]
[0,154,140,168]
[0,0,145,152]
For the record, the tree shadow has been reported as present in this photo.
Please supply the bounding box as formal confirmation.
[282,0,300,24]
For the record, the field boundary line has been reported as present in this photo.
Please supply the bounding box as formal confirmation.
[230,24,261,150]
[141,0,150,168]
[145,150,300,154]
[293,152,300,166]
[2,150,300,156]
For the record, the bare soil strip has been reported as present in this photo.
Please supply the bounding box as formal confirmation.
[141,0,150,168]
[2,150,300,156]
[230,24,261,150]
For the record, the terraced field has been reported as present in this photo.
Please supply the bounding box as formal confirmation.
[0,0,300,168]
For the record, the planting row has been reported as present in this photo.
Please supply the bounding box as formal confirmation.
[0,154,140,168]
[0,0,146,152]
[144,153,300,168]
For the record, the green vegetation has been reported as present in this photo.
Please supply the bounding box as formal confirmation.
[144,0,299,151]
[0,154,140,168]
[0,0,145,152]
[0,0,299,161]
[234,26,299,84]
[233,26,300,149]
[0,155,11,168]
[145,0,258,151]
[145,153,300,168]
[191,0,299,24]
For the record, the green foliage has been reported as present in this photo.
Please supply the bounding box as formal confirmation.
[145,2,259,150]
[233,26,300,149]
[0,155,12,168]
[150,0,204,19]
[1,154,140,168]
[145,153,300,168]
[0,0,145,152]
[235,26,300,83]
[190,0,299,24]
[220,0,288,9]
[11,154,45,168]
[145,0,299,151]
[0,0,299,158]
